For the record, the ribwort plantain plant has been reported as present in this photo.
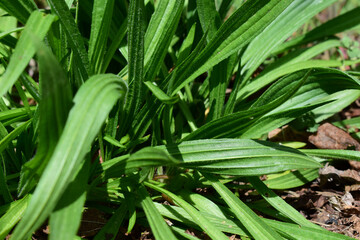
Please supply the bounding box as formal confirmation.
[0,0,360,239]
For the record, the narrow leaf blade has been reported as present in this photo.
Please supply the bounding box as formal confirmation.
[0,11,56,97]
[11,74,127,239]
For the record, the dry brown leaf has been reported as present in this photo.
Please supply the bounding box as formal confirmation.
[309,123,360,150]
[320,165,360,185]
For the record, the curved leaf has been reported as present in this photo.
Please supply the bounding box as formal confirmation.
[0,11,56,97]
[0,120,31,155]
[260,68,360,122]
[274,6,360,54]
[0,0,37,24]
[11,74,127,239]
[0,27,24,41]
[237,60,360,101]
[258,39,341,79]
[18,40,73,196]
[241,0,337,81]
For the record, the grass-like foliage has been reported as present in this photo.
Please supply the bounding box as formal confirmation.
[0,0,360,239]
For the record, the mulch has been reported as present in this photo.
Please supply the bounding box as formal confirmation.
[268,101,360,239]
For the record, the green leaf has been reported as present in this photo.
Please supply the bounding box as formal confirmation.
[239,102,327,139]
[19,73,40,103]
[154,202,250,237]
[264,169,319,189]
[14,81,32,117]
[185,69,309,140]
[120,0,145,136]
[102,18,128,73]
[158,139,321,176]
[0,11,56,97]
[65,0,74,8]
[333,116,360,133]
[155,200,350,240]
[0,122,21,171]
[179,190,227,219]
[0,107,36,122]
[196,0,221,42]
[47,0,90,82]
[259,39,341,77]
[103,135,126,148]
[171,0,293,94]
[176,23,196,65]
[248,176,319,228]
[144,181,229,240]
[124,147,179,170]
[198,0,231,120]
[301,149,360,162]
[237,59,360,102]
[263,218,353,240]
[202,173,282,240]
[130,30,208,140]
[0,27,24,41]
[251,70,311,108]
[49,160,90,240]
[88,0,115,74]
[11,74,127,239]
[311,89,360,123]
[144,0,184,82]
[0,120,31,155]
[218,0,235,20]
[240,0,337,81]
[246,200,291,222]
[93,202,127,240]
[259,68,360,123]
[0,195,30,239]
[206,60,228,121]
[138,184,178,240]
[0,156,12,203]
[171,225,202,240]
[274,6,360,54]
[0,35,17,49]
[125,191,136,234]
[144,81,179,104]
[18,40,73,196]
[90,154,130,185]
[0,0,37,24]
